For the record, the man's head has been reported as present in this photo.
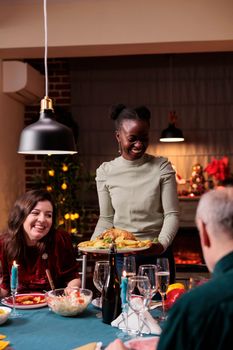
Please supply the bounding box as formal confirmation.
[195,187,233,272]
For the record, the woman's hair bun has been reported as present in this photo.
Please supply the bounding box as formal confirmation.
[110,104,126,120]
[135,105,151,121]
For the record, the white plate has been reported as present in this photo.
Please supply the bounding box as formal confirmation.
[91,297,102,309]
[124,336,160,349]
[78,246,150,254]
[1,293,47,309]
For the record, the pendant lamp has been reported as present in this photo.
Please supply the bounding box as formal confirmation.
[160,55,184,143]
[18,0,77,155]
[160,111,184,142]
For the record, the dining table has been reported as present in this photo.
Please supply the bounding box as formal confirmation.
[0,302,161,350]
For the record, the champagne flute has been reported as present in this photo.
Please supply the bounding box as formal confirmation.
[127,276,151,337]
[93,260,110,318]
[156,258,170,322]
[138,264,158,309]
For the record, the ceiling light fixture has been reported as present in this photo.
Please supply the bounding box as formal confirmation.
[18,0,77,155]
[160,110,184,142]
[160,55,185,143]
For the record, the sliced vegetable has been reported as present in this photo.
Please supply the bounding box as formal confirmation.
[166,282,185,294]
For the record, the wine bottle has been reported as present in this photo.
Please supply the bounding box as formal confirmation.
[102,243,121,324]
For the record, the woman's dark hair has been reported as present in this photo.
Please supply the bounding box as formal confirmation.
[4,189,56,264]
[110,104,151,129]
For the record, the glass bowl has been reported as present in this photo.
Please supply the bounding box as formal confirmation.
[0,306,11,324]
[45,288,93,317]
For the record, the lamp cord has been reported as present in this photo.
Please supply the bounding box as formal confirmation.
[44,0,48,97]
[169,54,173,112]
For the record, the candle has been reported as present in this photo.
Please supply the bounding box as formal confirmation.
[11,261,18,290]
[120,270,128,305]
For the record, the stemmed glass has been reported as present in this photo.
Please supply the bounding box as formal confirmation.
[138,264,158,309]
[122,255,136,278]
[127,275,151,338]
[156,258,170,322]
[116,256,136,340]
[93,260,110,318]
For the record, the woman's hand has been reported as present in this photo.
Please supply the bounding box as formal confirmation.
[141,242,164,256]
[0,288,9,298]
[65,278,82,295]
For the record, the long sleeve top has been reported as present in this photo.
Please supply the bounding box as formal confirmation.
[91,154,179,249]
[0,229,79,293]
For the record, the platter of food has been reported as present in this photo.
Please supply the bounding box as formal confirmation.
[78,246,150,254]
[1,293,47,309]
[78,227,152,254]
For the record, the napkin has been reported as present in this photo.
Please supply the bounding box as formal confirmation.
[111,308,162,335]
[72,342,102,350]
[0,334,10,350]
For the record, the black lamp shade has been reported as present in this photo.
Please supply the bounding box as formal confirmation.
[160,123,184,142]
[18,109,77,154]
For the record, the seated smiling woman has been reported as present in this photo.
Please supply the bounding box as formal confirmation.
[0,189,81,297]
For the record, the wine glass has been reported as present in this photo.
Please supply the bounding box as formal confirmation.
[156,258,170,322]
[138,264,158,308]
[122,256,136,278]
[127,276,151,337]
[93,260,110,318]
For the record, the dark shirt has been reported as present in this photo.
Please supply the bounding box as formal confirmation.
[1,229,79,293]
[157,251,233,350]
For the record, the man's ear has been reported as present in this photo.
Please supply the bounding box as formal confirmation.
[199,221,211,248]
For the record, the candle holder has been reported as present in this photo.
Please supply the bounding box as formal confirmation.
[10,288,22,318]
[10,261,22,318]
[116,274,132,341]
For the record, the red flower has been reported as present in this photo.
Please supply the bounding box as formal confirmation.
[204,157,230,181]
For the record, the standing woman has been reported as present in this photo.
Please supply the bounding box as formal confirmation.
[91,104,180,282]
[0,189,81,297]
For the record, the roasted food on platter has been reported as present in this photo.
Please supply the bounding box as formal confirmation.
[78,227,152,250]
[15,295,46,305]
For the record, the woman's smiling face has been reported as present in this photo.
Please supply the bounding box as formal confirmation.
[23,200,53,245]
[116,119,150,160]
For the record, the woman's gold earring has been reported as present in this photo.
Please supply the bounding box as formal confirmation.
[118,143,121,154]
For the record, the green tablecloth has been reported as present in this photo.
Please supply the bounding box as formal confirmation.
[1,305,119,350]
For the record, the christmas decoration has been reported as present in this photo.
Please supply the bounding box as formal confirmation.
[32,154,93,242]
[204,156,230,185]
[189,163,206,196]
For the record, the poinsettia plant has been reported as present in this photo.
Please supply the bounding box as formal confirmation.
[204,156,230,182]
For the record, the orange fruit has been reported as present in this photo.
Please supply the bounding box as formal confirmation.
[167,282,185,294]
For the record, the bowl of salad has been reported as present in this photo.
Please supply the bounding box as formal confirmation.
[45,288,93,317]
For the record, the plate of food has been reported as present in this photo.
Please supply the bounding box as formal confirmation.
[78,227,152,254]
[1,293,47,309]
